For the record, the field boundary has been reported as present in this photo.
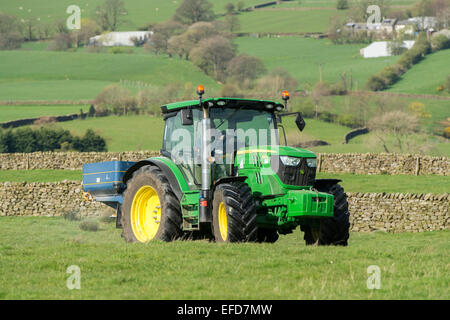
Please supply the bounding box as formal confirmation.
[1,181,447,233]
[351,91,450,101]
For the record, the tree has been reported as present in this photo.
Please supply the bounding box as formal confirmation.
[225,2,236,15]
[336,0,349,10]
[255,67,298,99]
[237,1,246,11]
[95,0,128,31]
[224,14,241,33]
[368,111,420,153]
[167,21,220,59]
[0,13,24,50]
[48,32,73,51]
[190,36,235,80]
[145,20,185,56]
[173,0,215,25]
[227,54,266,83]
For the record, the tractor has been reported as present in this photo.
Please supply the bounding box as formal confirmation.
[82,86,350,245]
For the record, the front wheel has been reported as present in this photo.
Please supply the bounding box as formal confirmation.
[212,182,258,243]
[302,183,350,246]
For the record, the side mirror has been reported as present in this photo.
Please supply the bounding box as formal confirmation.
[181,108,193,125]
[295,113,305,132]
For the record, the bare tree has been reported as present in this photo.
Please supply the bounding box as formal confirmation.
[368,110,420,153]
[145,21,185,56]
[190,35,235,80]
[173,0,215,25]
[95,0,128,31]
[0,13,24,50]
[227,54,266,83]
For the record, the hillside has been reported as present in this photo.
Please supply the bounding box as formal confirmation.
[387,49,450,95]
[0,50,218,101]
[236,37,397,88]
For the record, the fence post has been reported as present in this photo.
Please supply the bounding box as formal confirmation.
[415,157,420,176]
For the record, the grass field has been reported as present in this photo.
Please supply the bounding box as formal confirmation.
[387,49,450,95]
[236,8,346,34]
[0,105,88,122]
[236,37,396,88]
[0,50,218,101]
[1,169,449,194]
[0,216,448,299]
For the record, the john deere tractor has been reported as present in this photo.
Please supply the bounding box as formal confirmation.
[82,86,350,245]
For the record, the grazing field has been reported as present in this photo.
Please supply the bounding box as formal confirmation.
[0,50,218,101]
[1,169,449,194]
[0,216,448,300]
[236,9,346,34]
[32,115,166,152]
[387,49,450,95]
[0,170,82,183]
[0,105,88,122]
[236,37,396,88]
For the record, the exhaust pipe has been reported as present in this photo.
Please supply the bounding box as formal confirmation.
[197,85,212,226]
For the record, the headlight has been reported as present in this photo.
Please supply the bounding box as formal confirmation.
[306,158,317,168]
[280,156,301,166]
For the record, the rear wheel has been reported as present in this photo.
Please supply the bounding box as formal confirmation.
[302,183,350,246]
[121,166,182,243]
[212,182,258,243]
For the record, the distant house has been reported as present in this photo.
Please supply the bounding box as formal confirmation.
[345,19,398,36]
[360,40,415,58]
[89,31,153,47]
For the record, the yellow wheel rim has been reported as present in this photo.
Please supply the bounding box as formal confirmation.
[131,186,161,242]
[218,202,228,241]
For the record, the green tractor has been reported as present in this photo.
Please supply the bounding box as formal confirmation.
[82,86,350,245]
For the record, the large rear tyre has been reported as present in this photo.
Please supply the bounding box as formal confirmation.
[121,166,182,243]
[212,182,258,243]
[302,183,350,246]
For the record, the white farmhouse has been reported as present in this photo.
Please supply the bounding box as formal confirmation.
[360,40,415,58]
[89,31,153,47]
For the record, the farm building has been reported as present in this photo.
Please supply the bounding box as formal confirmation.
[89,31,152,47]
[360,40,415,58]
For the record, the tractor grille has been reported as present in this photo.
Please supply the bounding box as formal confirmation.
[271,156,316,187]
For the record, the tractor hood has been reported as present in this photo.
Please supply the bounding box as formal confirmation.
[236,145,316,158]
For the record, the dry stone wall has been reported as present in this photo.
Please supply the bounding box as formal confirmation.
[0,151,448,175]
[0,182,448,233]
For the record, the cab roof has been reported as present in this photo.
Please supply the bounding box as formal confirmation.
[161,98,284,114]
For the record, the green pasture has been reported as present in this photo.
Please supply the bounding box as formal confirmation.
[0,50,218,101]
[0,105,88,122]
[387,49,450,95]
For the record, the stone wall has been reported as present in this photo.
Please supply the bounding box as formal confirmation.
[0,182,448,233]
[0,151,448,175]
[317,153,449,176]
